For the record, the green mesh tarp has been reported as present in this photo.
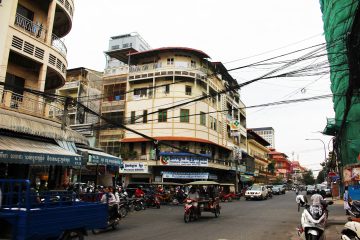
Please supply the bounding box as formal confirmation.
[320,0,360,165]
[323,118,341,136]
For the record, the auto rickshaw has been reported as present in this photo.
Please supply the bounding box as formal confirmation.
[183,181,221,223]
[219,183,241,202]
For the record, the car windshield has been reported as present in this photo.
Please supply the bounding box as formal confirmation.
[250,185,262,191]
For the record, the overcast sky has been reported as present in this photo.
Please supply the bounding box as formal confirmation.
[65,0,334,175]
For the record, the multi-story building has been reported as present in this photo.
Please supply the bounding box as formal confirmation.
[291,161,307,184]
[252,127,275,148]
[57,67,102,146]
[268,148,291,181]
[0,0,87,187]
[100,42,247,187]
[247,129,271,184]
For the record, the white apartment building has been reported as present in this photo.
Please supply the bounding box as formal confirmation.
[252,127,275,148]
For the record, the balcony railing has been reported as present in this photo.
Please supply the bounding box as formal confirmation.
[129,62,208,76]
[15,13,46,40]
[14,13,67,57]
[1,90,64,123]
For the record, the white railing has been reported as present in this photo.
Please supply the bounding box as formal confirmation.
[129,62,208,76]
[1,90,64,123]
[14,13,46,41]
[14,13,67,57]
[51,34,67,57]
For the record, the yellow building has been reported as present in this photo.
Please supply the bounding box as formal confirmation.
[247,129,271,184]
[102,46,247,187]
[0,0,88,188]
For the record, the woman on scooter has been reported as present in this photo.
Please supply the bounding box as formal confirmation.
[187,187,200,212]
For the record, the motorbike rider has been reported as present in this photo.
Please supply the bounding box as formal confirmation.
[135,186,145,198]
[101,186,118,220]
[187,187,200,214]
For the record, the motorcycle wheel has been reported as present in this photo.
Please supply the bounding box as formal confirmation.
[215,207,220,218]
[184,212,190,223]
[119,206,128,218]
[134,203,142,211]
[112,221,119,230]
[308,234,318,240]
[156,204,160,209]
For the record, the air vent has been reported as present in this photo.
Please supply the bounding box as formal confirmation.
[56,59,62,70]
[35,47,44,60]
[23,42,34,55]
[11,36,23,50]
[49,54,56,65]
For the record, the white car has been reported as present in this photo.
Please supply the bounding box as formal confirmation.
[245,185,268,200]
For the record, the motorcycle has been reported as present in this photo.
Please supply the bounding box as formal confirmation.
[296,194,333,240]
[133,197,145,211]
[347,200,360,218]
[220,192,240,202]
[92,204,121,234]
[144,193,161,209]
[341,217,360,240]
[184,199,199,223]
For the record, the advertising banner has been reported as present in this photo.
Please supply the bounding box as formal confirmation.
[120,162,148,174]
[160,155,208,166]
[162,171,209,179]
[230,120,240,131]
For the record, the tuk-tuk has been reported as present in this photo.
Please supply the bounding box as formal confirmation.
[219,183,241,202]
[184,181,221,223]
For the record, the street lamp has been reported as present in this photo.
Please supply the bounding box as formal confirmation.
[305,138,327,181]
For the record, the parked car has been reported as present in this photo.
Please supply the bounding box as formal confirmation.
[273,185,286,194]
[245,184,268,200]
[319,185,332,197]
[272,186,281,195]
[306,185,316,195]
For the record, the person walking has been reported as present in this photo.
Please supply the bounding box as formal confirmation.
[344,186,351,215]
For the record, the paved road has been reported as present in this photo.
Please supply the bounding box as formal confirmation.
[87,191,345,240]
[88,192,300,240]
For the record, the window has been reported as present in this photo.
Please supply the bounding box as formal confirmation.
[104,83,126,101]
[167,58,174,65]
[134,88,147,97]
[218,121,222,133]
[191,60,196,68]
[131,111,136,124]
[180,109,189,123]
[185,85,192,96]
[158,109,167,122]
[102,111,124,125]
[164,84,170,94]
[143,110,148,123]
[209,116,214,129]
[141,142,146,155]
[200,112,206,126]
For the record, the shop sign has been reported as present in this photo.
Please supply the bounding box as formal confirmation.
[343,168,352,182]
[160,156,208,166]
[230,120,240,131]
[238,165,246,173]
[208,174,218,180]
[120,162,148,174]
[0,150,81,166]
[352,167,360,181]
[162,171,209,179]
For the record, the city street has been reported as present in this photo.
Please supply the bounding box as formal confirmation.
[87,192,346,240]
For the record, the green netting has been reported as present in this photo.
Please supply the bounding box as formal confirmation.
[323,118,341,136]
[320,0,360,166]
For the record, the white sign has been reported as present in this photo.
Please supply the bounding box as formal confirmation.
[160,156,208,166]
[162,171,209,179]
[120,162,148,174]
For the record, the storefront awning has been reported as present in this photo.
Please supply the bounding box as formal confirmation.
[77,148,123,166]
[0,136,81,166]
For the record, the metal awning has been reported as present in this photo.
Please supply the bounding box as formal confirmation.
[0,136,81,166]
[77,148,122,166]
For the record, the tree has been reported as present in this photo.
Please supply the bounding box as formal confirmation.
[303,170,315,185]
[268,161,275,175]
[317,169,325,183]
[272,176,284,185]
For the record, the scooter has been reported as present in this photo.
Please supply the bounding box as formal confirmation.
[296,195,333,240]
[347,201,360,218]
[92,204,121,234]
[184,199,199,223]
[341,217,360,240]
[144,193,161,209]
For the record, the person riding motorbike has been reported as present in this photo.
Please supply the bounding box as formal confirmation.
[101,186,119,220]
[135,186,145,198]
[187,187,200,214]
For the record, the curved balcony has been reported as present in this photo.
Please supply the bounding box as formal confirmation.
[53,0,74,38]
[14,13,67,57]
[128,62,208,82]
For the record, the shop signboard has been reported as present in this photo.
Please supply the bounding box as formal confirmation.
[160,155,208,166]
[230,120,240,131]
[162,171,209,179]
[120,162,149,174]
[344,168,352,182]
[352,167,360,181]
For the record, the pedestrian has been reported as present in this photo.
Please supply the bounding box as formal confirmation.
[344,186,351,215]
